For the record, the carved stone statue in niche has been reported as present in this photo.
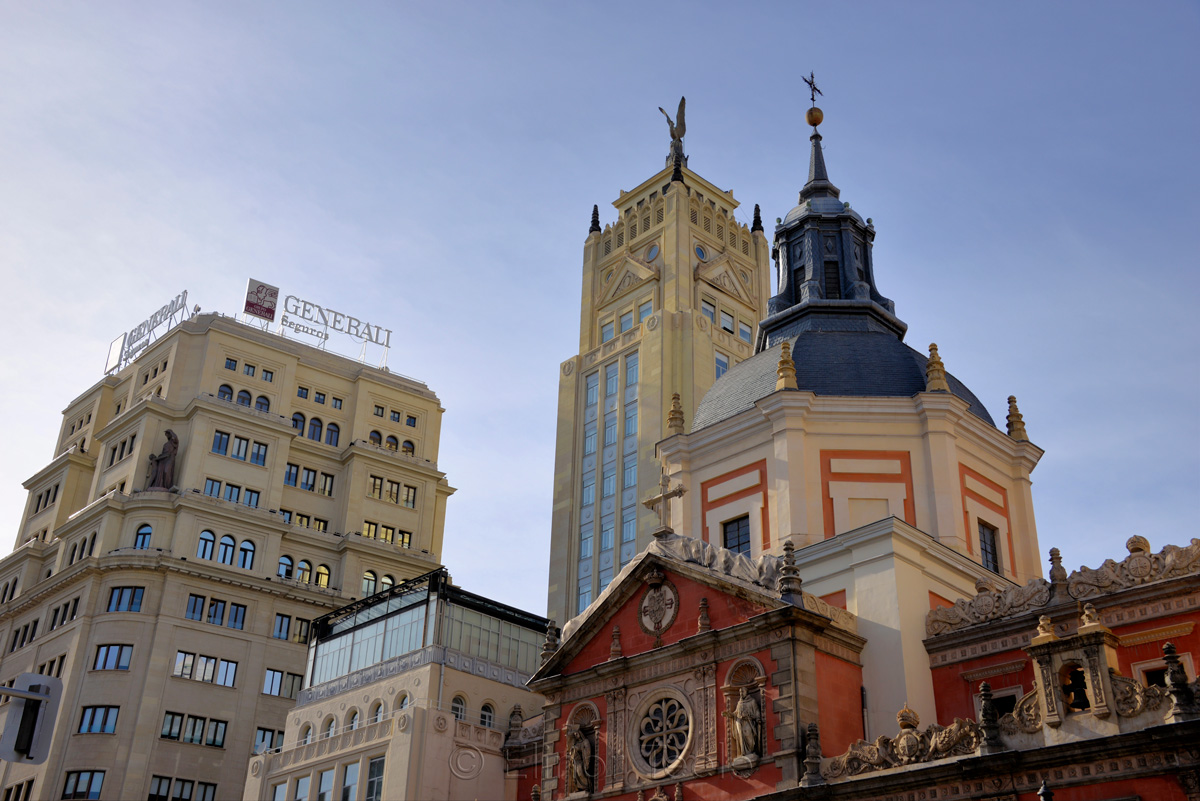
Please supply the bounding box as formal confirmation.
[724,687,762,768]
[146,429,179,490]
[565,726,593,795]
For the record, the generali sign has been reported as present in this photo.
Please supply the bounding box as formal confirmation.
[280,294,392,347]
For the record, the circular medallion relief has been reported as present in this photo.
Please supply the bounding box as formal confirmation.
[563,361,575,376]
[646,315,659,331]
[638,579,679,638]
[450,745,484,780]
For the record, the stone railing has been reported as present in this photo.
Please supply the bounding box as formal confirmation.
[262,716,393,773]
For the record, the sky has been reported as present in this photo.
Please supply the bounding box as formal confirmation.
[0,2,1197,617]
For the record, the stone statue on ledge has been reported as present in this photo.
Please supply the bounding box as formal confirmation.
[146,430,179,490]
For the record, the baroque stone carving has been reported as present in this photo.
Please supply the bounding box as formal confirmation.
[565,726,593,794]
[723,687,762,769]
[1068,536,1200,599]
[998,688,1043,734]
[648,532,781,594]
[925,578,1052,636]
[825,706,981,777]
[638,572,679,644]
[146,429,179,489]
[1109,669,1170,717]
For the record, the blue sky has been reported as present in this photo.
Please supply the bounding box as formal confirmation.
[1,2,1196,616]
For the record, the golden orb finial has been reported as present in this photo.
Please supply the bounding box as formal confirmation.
[805,107,824,127]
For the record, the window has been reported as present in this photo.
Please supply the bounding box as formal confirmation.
[389,410,401,423]
[622,508,637,543]
[227,604,246,630]
[255,727,284,754]
[294,618,312,644]
[639,300,653,322]
[301,469,316,492]
[739,321,753,343]
[406,415,417,427]
[94,644,132,670]
[723,515,751,556]
[273,614,291,640]
[604,417,617,446]
[362,521,378,540]
[600,321,615,343]
[263,669,283,696]
[583,427,596,455]
[236,390,251,407]
[380,575,394,592]
[216,660,237,687]
[238,540,256,569]
[365,757,385,801]
[244,364,255,377]
[231,436,248,460]
[332,397,343,410]
[626,353,639,386]
[605,363,619,396]
[292,412,305,431]
[314,392,325,405]
[362,571,377,596]
[980,521,1001,574]
[202,479,221,499]
[262,369,273,382]
[277,555,293,578]
[480,703,495,728]
[450,696,466,721]
[295,776,310,801]
[625,406,638,436]
[396,531,412,549]
[186,594,205,621]
[620,311,634,332]
[313,518,328,532]
[217,535,235,564]
[624,461,637,488]
[325,423,340,447]
[369,430,382,446]
[314,565,330,587]
[62,770,104,799]
[224,358,237,371]
[196,783,217,801]
[161,712,184,740]
[183,715,206,744]
[134,524,151,550]
[297,560,312,583]
[223,484,241,504]
[401,440,415,456]
[78,705,118,734]
[715,351,729,379]
[585,373,599,406]
[384,435,399,451]
[283,672,303,699]
[150,776,171,801]
[602,470,615,497]
[244,489,260,509]
[322,718,336,739]
[373,405,385,417]
[368,475,384,500]
[308,418,323,441]
[701,299,716,322]
[217,384,234,403]
[402,485,417,508]
[255,395,270,412]
[206,599,225,625]
[211,431,229,456]
[319,473,334,496]
[380,525,394,543]
[205,719,226,748]
[297,387,309,400]
[720,310,734,333]
[582,479,595,506]
[108,587,143,612]
[250,442,268,465]
[317,769,334,801]
[601,520,614,550]
[284,463,299,486]
[369,702,384,723]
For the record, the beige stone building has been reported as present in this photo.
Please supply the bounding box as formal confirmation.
[0,312,453,800]
[241,567,547,801]
[546,144,772,624]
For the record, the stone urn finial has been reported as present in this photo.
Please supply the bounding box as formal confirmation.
[925,344,949,392]
[1006,395,1028,441]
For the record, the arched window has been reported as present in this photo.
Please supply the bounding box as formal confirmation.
[217,385,233,401]
[362,570,377,596]
[307,418,323,442]
[277,555,293,579]
[68,543,77,565]
[314,564,330,587]
[480,703,495,728]
[451,696,466,721]
[292,412,305,432]
[347,710,359,730]
[87,532,96,556]
[217,535,236,565]
[369,431,382,446]
[236,390,251,407]
[369,702,384,723]
[401,440,415,456]
[255,395,270,412]
[325,423,340,447]
[380,575,394,592]
[297,560,312,583]
[385,435,399,451]
[299,725,312,745]
[134,524,152,550]
[238,540,256,570]
[397,694,409,711]
[197,530,215,560]
[0,583,7,603]
[323,717,336,739]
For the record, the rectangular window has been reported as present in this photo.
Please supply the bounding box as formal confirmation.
[78,705,118,734]
[250,442,268,466]
[380,525,395,543]
[216,660,237,687]
[294,618,311,644]
[639,300,653,322]
[211,431,229,456]
[365,757,385,801]
[625,407,638,436]
[172,651,195,679]
[183,715,206,744]
[604,418,617,446]
[619,311,634,332]
[624,461,637,488]
[406,415,417,427]
[602,470,615,498]
[723,515,751,556]
[739,321,753,343]
[255,728,281,754]
[368,475,383,499]
[94,644,132,670]
[600,520,614,550]
[314,392,325,404]
[300,469,316,492]
[396,530,412,549]
[227,604,246,630]
[224,358,237,371]
[373,405,385,417]
[319,473,334,497]
[108,587,144,612]
[273,614,291,640]
[715,351,730,379]
[605,363,619,396]
[385,480,400,503]
[280,509,293,524]
[402,485,417,508]
[979,522,1001,574]
[600,321,614,343]
[244,364,255,377]
[195,655,217,683]
[362,521,378,540]
[332,397,343,410]
[284,464,299,486]
[283,672,303,700]
[171,780,194,801]
[197,784,217,801]
[316,769,334,801]
[297,387,309,399]
[262,369,273,382]
[720,310,734,333]
[313,518,328,532]
[577,586,592,615]
[62,771,104,800]
[223,484,241,504]
[583,427,596,455]
[581,479,595,506]
[161,711,183,740]
[231,436,249,461]
[341,763,359,801]
[626,353,638,386]
[701,299,716,322]
[206,599,225,626]
[389,410,400,423]
[150,776,171,801]
[243,489,260,508]
[622,508,637,543]
[203,478,221,497]
[295,513,310,528]
[585,373,599,406]
[263,669,282,696]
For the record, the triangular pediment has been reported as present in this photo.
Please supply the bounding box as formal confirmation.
[596,254,658,308]
[695,253,754,303]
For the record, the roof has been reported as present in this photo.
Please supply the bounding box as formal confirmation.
[692,330,996,431]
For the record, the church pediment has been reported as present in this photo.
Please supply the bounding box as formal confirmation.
[597,254,658,308]
[695,253,754,303]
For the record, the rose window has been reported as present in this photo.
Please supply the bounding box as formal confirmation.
[638,697,689,770]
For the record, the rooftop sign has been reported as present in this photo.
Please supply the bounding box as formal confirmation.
[280,295,392,348]
[104,290,190,374]
[244,279,279,322]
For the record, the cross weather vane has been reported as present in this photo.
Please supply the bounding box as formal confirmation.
[803,72,823,106]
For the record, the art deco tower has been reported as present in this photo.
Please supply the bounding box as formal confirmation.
[546,104,771,623]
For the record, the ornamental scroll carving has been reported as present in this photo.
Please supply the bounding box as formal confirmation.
[925,579,1051,636]
[1109,670,1170,718]
[998,688,1042,734]
[824,707,981,778]
[1068,536,1200,599]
